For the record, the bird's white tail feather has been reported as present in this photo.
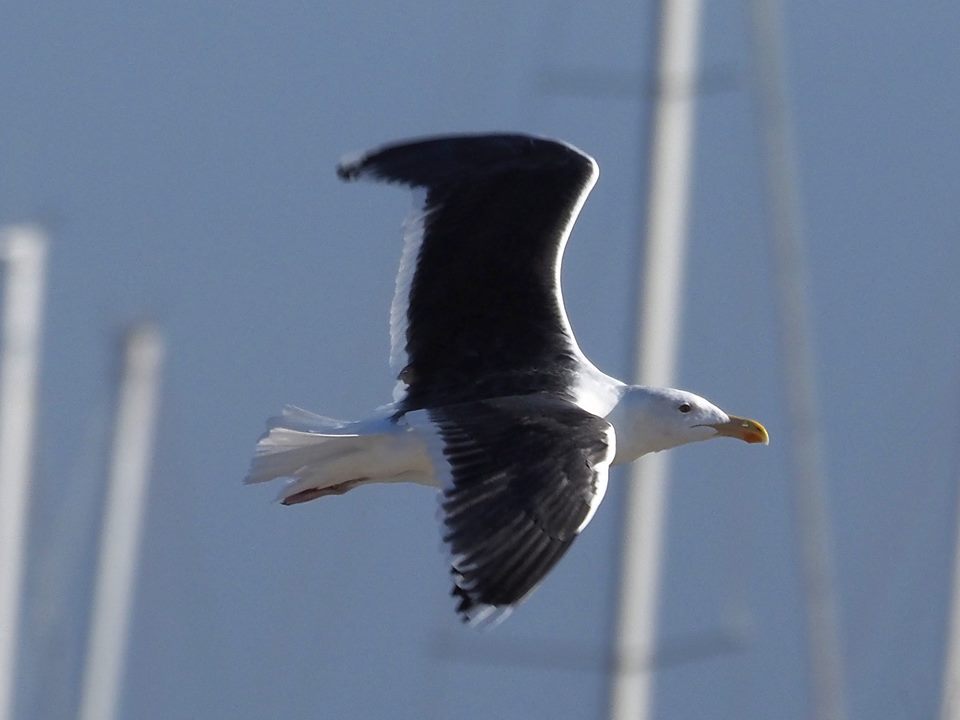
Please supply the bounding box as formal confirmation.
[245,405,433,504]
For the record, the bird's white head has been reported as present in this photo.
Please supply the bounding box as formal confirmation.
[607,386,769,464]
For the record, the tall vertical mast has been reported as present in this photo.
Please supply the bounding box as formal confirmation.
[78,324,165,720]
[0,226,48,720]
[610,1,702,718]
[746,0,847,717]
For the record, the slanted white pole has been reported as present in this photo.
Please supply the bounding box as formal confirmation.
[78,324,164,720]
[746,1,847,718]
[0,225,47,720]
[940,471,960,719]
[610,0,702,718]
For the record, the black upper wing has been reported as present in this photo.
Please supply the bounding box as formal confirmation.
[338,134,598,411]
[426,394,614,622]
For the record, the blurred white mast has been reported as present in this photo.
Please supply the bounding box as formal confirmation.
[746,1,847,718]
[941,463,960,718]
[610,0,702,718]
[78,324,164,720]
[0,226,47,720]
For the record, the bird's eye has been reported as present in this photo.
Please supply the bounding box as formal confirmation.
[678,402,692,413]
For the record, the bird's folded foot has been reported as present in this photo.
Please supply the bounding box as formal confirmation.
[280,478,367,505]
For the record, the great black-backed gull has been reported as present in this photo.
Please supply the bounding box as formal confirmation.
[246,133,768,624]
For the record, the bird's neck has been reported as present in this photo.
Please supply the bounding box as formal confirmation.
[605,385,679,465]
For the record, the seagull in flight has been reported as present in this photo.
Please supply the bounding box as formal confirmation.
[247,133,768,624]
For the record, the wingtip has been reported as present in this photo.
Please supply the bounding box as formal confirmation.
[336,150,367,181]
[450,578,513,628]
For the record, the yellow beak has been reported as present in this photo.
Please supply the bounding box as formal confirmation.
[709,415,769,445]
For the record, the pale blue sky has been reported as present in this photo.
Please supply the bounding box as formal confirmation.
[2,2,959,718]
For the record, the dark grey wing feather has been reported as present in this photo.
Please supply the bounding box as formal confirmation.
[338,134,598,411]
[426,394,614,622]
